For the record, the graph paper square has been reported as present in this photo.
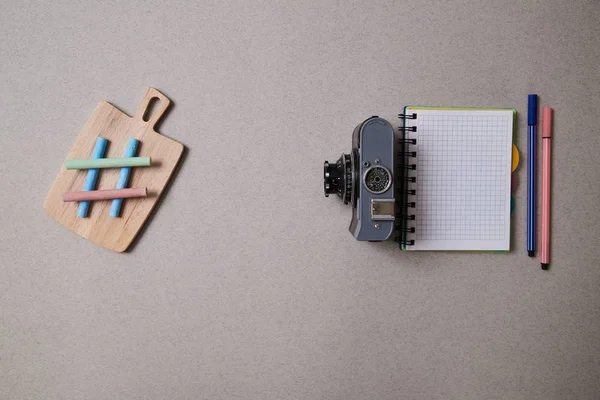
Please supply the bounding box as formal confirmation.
[405,108,513,251]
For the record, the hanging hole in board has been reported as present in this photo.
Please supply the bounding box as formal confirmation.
[142,97,161,122]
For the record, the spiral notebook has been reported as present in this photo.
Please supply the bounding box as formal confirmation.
[398,107,516,251]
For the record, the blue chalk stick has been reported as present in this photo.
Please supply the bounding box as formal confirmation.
[109,138,140,217]
[77,137,108,218]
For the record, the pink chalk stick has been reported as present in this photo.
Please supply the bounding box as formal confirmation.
[63,187,147,202]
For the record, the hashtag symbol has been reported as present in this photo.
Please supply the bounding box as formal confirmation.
[62,137,149,215]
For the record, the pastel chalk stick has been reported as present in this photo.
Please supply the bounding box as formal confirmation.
[77,137,108,218]
[110,138,140,218]
[65,157,151,169]
[63,188,147,202]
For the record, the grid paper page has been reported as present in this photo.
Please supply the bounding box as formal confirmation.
[406,108,513,251]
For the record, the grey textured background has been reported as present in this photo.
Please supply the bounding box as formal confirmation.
[2,1,600,399]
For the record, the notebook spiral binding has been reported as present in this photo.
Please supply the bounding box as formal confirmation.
[395,112,418,248]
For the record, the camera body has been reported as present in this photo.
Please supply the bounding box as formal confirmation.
[324,117,396,241]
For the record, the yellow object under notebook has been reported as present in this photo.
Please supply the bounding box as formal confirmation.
[399,106,516,251]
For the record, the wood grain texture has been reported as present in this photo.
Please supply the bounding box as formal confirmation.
[43,88,184,252]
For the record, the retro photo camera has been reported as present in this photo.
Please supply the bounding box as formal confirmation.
[323,116,401,242]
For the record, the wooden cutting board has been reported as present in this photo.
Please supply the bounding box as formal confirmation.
[43,88,184,252]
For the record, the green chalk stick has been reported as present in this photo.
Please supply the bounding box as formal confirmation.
[65,157,151,170]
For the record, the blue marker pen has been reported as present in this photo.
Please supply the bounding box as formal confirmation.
[527,94,538,257]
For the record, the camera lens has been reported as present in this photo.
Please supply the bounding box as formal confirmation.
[324,153,353,204]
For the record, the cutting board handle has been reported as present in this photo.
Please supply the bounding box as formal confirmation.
[135,87,172,129]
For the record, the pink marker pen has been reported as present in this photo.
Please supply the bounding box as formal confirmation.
[541,107,553,270]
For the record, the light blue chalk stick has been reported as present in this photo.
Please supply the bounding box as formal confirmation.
[109,138,140,217]
[77,137,108,218]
